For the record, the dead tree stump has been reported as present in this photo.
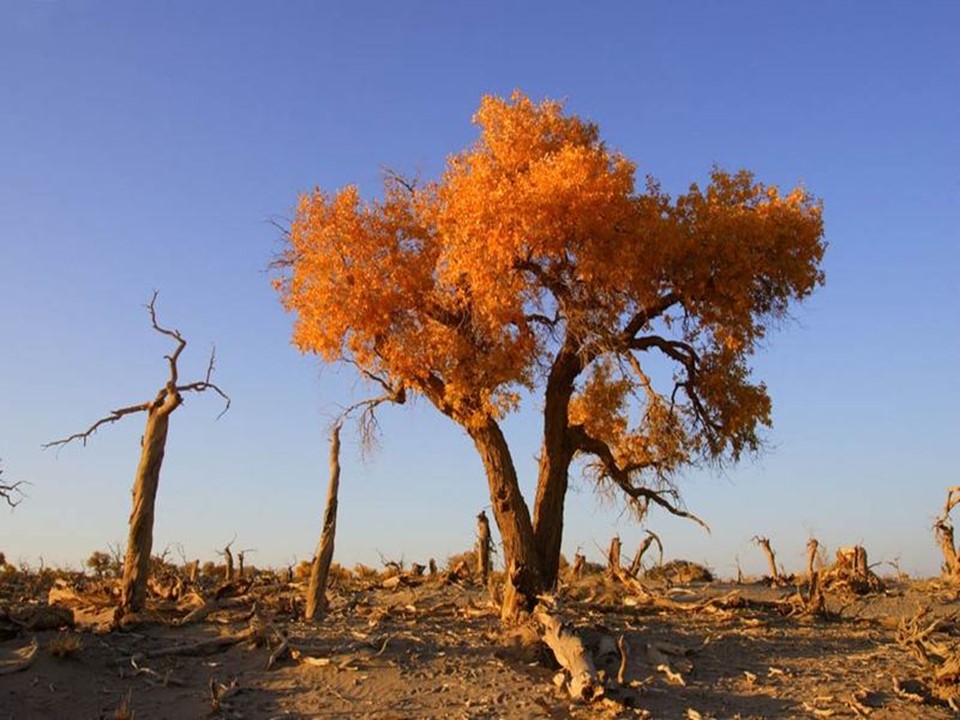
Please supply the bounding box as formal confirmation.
[571,552,585,580]
[220,543,235,583]
[805,538,825,615]
[935,487,960,580]
[305,423,342,621]
[606,536,622,579]
[752,536,782,583]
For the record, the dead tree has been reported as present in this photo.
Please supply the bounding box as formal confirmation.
[752,535,782,583]
[627,530,663,578]
[606,536,622,578]
[44,293,229,614]
[305,423,342,620]
[217,538,236,582]
[805,538,825,615]
[304,378,405,621]
[935,487,960,580]
[571,551,586,580]
[476,510,492,585]
[237,549,255,578]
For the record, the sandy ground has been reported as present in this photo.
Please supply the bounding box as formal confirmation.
[3,572,960,719]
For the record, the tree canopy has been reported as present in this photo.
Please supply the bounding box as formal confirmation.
[275,91,825,617]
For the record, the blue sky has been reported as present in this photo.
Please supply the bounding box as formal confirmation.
[1,1,957,577]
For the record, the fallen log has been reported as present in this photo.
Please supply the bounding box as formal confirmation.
[534,607,602,702]
[0,637,37,675]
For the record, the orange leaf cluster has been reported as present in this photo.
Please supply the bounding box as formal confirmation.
[275,91,825,470]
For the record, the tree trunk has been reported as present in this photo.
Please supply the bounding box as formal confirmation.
[476,510,491,586]
[606,536,622,578]
[469,419,544,623]
[937,521,960,578]
[305,424,341,621]
[532,350,579,589]
[121,392,179,614]
[223,545,234,582]
[754,536,780,582]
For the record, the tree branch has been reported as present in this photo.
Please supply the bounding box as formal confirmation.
[44,293,229,449]
[336,375,407,453]
[175,345,231,419]
[0,463,26,508]
[146,291,186,387]
[619,292,681,342]
[43,401,153,449]
[569,424,709,531]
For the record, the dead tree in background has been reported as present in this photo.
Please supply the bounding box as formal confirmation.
[217,538,236,582]
[44,293,229,614]
[935,487,960,580]
[0,461,25,508]
[752,535,782,583]
[476,510,492,585]
[805,538,825,615]
[627,530,663,577]
[606,536,622,579]
[237,548,255,578]
[571,551,586,580]
[304,379,405,621]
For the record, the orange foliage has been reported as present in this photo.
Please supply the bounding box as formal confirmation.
[275,90,824,487]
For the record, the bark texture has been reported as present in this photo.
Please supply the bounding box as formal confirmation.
[469,420,544,623]
[306,424,342,621]
[121,390,180,613]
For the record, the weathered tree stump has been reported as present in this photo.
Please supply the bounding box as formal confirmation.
[305,423,342,621]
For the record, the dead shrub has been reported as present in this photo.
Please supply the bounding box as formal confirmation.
[46,632,82,659]
[643,559,714,584]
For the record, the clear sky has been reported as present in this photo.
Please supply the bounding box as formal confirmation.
[1,1,957,578]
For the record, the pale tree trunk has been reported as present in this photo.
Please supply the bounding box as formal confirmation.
[223,545,234,582]
[937,522,960,578]
[44,294,229,618]
[753,536,781,582]
[469,419,544,623]
[606,536,622,578]
[121,391,180,613]
[305,424,341,621]
[571,552,585,580]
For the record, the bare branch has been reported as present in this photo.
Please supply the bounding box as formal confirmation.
[45,294,229,450]
[381,167,418,194]
[0,463,26,508]
[569,424,709,532]
[43,401,152,449]
[175,345,231,419]
[146,291,186,386]
[337,380,406,453]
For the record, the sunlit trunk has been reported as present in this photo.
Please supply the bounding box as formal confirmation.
[469,419,544,623]
[121,392,179,613]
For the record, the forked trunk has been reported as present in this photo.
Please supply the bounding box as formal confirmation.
[305,424,341,620]
[532,350,579,589]
[121,392,179,613]
[469,419,544,623]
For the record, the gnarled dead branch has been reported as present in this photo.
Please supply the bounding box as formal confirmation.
[45,293,229,615]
